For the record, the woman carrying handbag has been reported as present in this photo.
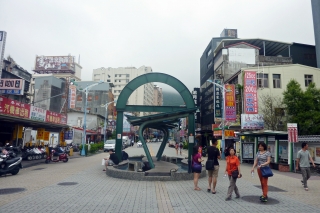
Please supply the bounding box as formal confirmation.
[225,147,241,201]
[251,142,273,202]
[192,146,203,191]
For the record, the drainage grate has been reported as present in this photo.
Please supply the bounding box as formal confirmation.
[241,196,280,205]
[57,182,78,186]
[0,188,26,195]
[254,185,287,192]
[33,168,45,170]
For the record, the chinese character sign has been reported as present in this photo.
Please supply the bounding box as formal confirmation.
[241,114,264,130]
[244,71,258,114]
[68,85,76,109]
[214,79,222,119]
[0,96,30,118]
[287,123,298,143]
[224,84,236,121]
[45,111,62,124]
[30,106,46,121]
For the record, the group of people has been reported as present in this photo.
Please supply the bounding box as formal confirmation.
[192,139,316,202]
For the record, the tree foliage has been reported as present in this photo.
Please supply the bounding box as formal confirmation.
[259,94,286,131]
[283,79,320,135]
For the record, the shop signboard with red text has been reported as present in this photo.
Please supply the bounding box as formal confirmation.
[0,96,30,118]
[224,84,236,121]
[243,71,258,114]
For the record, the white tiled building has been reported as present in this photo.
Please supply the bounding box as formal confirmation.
[92,66,154,116]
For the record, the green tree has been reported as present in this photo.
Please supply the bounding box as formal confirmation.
[259,94,286,131]
[283,80,320,135]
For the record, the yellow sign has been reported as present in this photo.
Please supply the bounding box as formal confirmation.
[43,131,50,141]
[36,128,45,140]
[60,132,64,142]
[12,125,23,140]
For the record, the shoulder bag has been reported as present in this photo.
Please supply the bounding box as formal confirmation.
[205,160,214,170]
[260,166,273,177]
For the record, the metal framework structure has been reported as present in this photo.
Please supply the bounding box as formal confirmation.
[115,73,197,171]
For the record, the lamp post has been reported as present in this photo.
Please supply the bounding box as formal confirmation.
[81,81,104,156]
[101,100,117,143]
[207,79,232,159]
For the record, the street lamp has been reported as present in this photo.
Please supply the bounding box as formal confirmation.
[101,100,117,143]
[207,79,232,159]
[80,81,104,156]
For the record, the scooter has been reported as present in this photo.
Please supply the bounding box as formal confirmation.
[0,154,22,176]
[45,149,68,163]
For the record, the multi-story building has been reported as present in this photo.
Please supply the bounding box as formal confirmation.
[153,85,163,106]
[311,0,320,68]
[92,66,154,116]
[199,29,318,136]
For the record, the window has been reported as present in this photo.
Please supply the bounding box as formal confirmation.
[257,73,268,88]
[275,108,285,116]
[305,75,313,86]
[207,48,212,57]
[126,74,130,77]
[273,74,281,88]
[119,74,121,77]
[115,80,117,82]
[126,79,129,83]
[119,80,121,82]
[207,60,213,69]
[107,80,110,82]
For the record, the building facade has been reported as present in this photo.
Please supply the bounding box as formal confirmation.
[153,85,163,106]
[92,66,154,116]
[311,0,320,68]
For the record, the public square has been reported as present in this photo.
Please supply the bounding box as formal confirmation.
[1,143,319,213]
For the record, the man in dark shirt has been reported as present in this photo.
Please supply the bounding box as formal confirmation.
[207,138,221,193]
[103,150,119,171]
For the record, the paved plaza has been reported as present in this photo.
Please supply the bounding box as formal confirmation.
[0,143,319,213]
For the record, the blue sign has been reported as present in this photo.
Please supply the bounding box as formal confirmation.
[64,130,73,140]
[0,89,23,95]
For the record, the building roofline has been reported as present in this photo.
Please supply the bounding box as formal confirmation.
[223,41,261,50]
[240,63,320,71]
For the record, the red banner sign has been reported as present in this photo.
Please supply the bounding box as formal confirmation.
[46,111,62,124]
[244,71,258,114]
[224,84,236,121]
[287,123,298,143]
[0,96,30,118]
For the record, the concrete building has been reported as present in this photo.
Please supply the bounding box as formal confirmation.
[92,66,154,116]
[200,30,318,134]
[153,85,163,106]
[311,0,320,68]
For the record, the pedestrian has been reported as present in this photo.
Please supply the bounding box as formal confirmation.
[206,138,221,194]
[225,147,241,200]
[103,150,119,171]
[179,142,183,155]
[251,142,271,202]
[192,146,203,191]
[296,142,316,191]
[175,143,179,155]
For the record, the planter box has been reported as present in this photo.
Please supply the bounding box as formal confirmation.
[279,164,290,172]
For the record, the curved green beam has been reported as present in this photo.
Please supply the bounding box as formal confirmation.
[139,125,154,168]
[115,72,195,165]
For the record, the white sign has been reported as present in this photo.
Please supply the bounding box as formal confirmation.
[0,79,24,90]
[229,48,255,65]
[0,31,7,80]
[189,136,194,143]
[117,134,121,139]
[241,114,264,129]
[29,106,46,121]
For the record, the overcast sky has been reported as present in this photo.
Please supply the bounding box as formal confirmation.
[0,0,316,92]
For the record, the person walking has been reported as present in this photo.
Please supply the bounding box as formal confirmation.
[206,138,221,194]
[192,146,203,191]
[296,142,316,191]
[251,142,271,202]
[225,147,241,200]
[179,142,183,155]
[175,143,179,155]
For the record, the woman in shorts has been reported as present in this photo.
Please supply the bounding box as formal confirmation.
[192,146,203,191]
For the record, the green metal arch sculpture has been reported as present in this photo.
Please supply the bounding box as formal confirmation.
[115,73,195,171]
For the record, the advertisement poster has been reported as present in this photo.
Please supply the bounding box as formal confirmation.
[214,79,222,121]
[0,96,30,118]
[243,71,258,114]
[225,84,236,121]
[241,114,264,129]
[242,143,254,159]
[30,106,46,121]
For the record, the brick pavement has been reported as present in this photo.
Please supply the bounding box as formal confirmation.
[0,144,319,213]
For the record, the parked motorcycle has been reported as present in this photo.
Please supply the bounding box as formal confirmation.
[0,154,22,176]
[45,148,68,163]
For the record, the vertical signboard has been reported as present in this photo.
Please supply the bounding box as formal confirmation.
[214,79,222,122]
[68,85,76,109]
[36,128,45,140]
[0,31,7,80]
[224,84,236,121]
[287,123,298,143]
[244,71,258,114]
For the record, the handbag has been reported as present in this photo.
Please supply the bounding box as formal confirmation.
[260,166,273,177]
[205,160,214,170]
[231,170,239,179]
[192,162,202,171]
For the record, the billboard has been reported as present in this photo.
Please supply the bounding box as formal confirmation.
[30,106,46,122]
[229,48,255,65]
[68,85,76,109]
[0,31,7,80]
[0,79,25,95]
[224,84,236,121]
[214,79,222,122]
[241,114,264,130]
[0,96,30,119]
[243,71,258,114]
[34,56,74,73]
